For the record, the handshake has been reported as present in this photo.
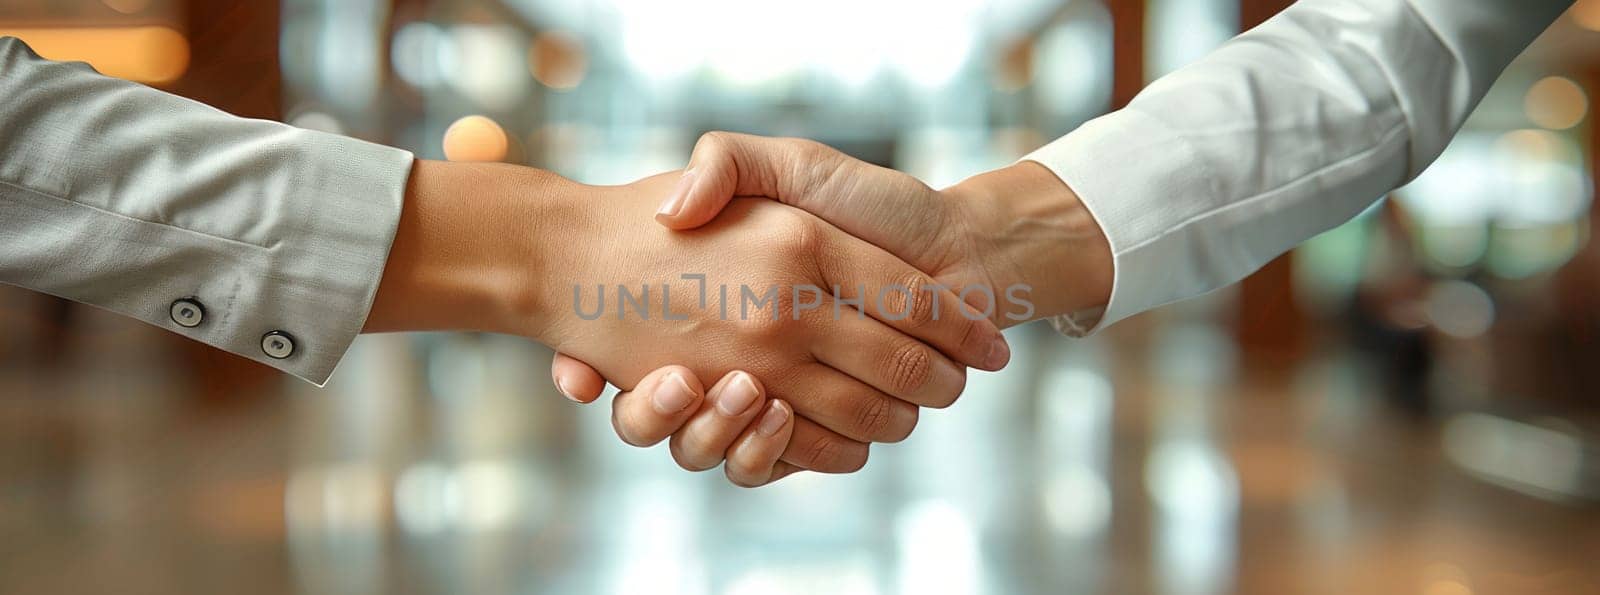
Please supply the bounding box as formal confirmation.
[365,132,1113,487]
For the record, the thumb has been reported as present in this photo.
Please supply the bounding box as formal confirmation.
[652,133,945,274]
[654,132,828,230]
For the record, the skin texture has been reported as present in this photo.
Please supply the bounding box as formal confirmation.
[366,159,1009,479]
[554,132,1115,486]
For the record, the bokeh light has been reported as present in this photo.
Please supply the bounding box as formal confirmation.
[1146,0,1236,82]
[1443,414,1587,500]
[1491,129,1589,228]
[288,110,345,135]
[1424,280,1495,338]
[529,31,588,90]
[1524,76,1588,130]
[442,115,509,162]
[1495,128,1561,162]
[445,25,529,110]
[1035,8,1114,126]
[1572,0,1600,32]
[0,26,189,84]
[614,0,972,88]
[391,21,449,89]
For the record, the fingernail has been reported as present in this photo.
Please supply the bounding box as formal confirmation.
[555,377,581,403]
[715,373,760,417]
[652,372,696,414]
[756,401,790,437]
[984,334,1011,370]
[656,169,695,218]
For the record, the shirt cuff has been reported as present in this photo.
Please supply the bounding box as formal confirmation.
[1021,107,1217,336]
[256,132,414,385]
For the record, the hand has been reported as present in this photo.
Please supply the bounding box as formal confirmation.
[554,132,1114,484]
[554,359,800,486]
[655,132,1115,325]
[367,160,1010,479]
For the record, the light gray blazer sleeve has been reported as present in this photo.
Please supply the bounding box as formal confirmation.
[0,36,415,385]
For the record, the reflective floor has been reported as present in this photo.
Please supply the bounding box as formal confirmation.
[2,300,1598,595]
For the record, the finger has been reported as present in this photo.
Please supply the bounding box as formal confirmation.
[776,364,919,443]
[816,231,1011,371]
[810,310,968,410]
[610,366,705,447]
[724,399,802,487]
[668,371,767,471]
[779,415,870,473]
[766,461,805,485]
[551,353,608,403]
[655,131,842,229]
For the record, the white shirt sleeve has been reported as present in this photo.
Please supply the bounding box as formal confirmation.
[1023,0,1575,335]
[0,37,414,385]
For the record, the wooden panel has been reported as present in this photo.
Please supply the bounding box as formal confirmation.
[1107,0,1145,109]
[172,1,281,120]
[170,0,285,400]
[1233,0,1306,363]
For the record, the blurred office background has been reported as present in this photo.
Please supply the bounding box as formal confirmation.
[1,0,1598,593]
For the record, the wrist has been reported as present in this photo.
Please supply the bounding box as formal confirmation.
[944,161,1112,326]
[365,160,569,339]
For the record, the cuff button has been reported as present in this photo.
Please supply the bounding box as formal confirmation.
[170,298,206,328]
[261,331,296,359]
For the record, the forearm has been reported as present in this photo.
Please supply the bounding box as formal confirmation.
[364,160,583,341]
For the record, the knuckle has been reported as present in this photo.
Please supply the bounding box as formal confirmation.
[795,433,863,472]
[775,210,824,255]
[695,130,735,154]
[957,313,986,354]
[612,408,653,447]
[889,272,937,329]
[730,290,813,336]
[669,439,720,472]
[731,304,789,335]
[883,341,933,394]
[796,434,841,468]
[790,138,832,164]
[787,141,845,196]
[724,458,768,488]
[853,397,897,441]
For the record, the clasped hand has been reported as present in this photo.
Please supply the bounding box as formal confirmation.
[370,133,1110,487]
[548,133,1112,486]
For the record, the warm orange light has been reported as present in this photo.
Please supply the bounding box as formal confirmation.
[529,31,588,91]
[443,116,510,163]
[1495,129,1561,162]
[1524,76,1588,131]
[1574,0,1600,32]
[0,26,190,84]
